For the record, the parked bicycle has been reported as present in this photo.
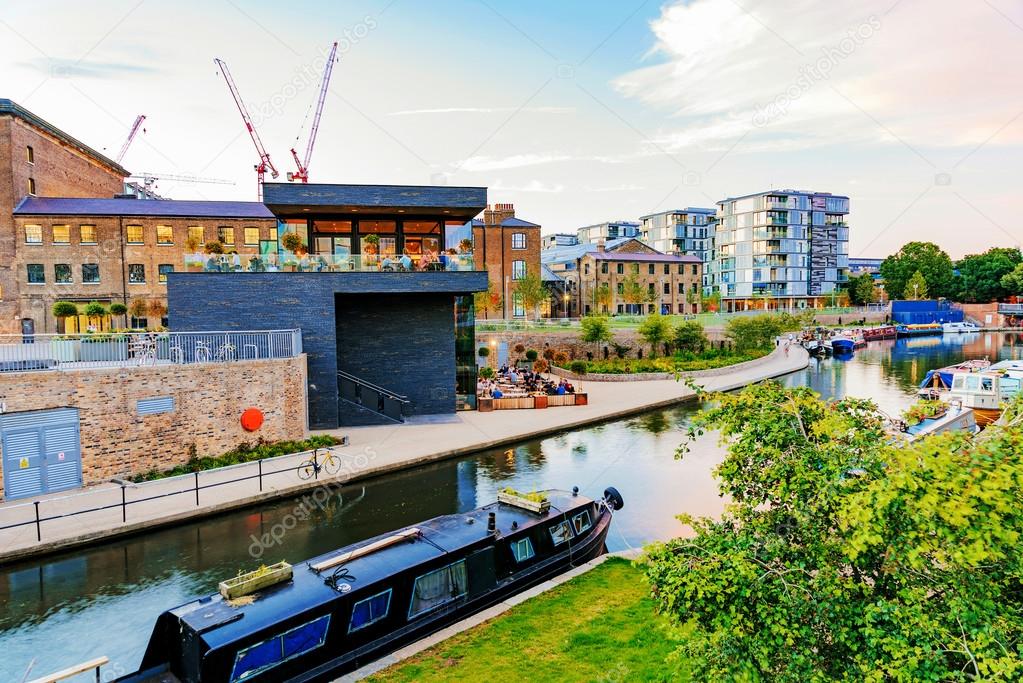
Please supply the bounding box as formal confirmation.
[297,448,343,480]
[215,342,237,362]
[194,340,211,363]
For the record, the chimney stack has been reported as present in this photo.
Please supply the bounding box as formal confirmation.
[597,238,606,253]
[484,202,516,226]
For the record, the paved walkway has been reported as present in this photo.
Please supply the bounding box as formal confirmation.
[0,346,807,563]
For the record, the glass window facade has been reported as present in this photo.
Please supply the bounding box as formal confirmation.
[54,264,72,283]
[455,295,477,410]
[24,225,42,244]
[82,263,100,283]
[128,264,145,283]
[158,264,174,283]
[188,226,205,245]
[244,227,260,246]
[218,226,235,245]
[52,225,70,244]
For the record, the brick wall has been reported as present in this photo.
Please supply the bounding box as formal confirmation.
[0,356,307,498]
[472,203,541,319]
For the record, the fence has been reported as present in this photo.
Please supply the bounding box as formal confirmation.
[0,445,361,555]
[184,252,480,273]
[0,329,302,373]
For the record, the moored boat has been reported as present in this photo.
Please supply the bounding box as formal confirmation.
[942,321,980,334]
[893,403,979,442]
[896,323,943,338]
[830,336,855,354]
[863,325,897,341]
[918,359,991,398]
[942,370,1022,426]
[115,486,623,683]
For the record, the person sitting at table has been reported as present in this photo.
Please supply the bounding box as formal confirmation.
[231,252,242,270]
[381,255,395,271]
[492,387,503,399]
[565,381,576,394]
[508,368,519,384]
[556,380,567,395]
[399,251,413,271]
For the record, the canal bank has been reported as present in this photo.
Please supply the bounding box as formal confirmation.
[0,345,807,564]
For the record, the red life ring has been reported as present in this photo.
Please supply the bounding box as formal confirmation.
[240,408,264,432]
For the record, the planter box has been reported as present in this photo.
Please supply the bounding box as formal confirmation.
[574,393,588,406]
[81,340,128,362]
[219,561,293,600]
[497,490,551,515]
[50,339,80,362]
[478,397,494,412]
[534,395,548,409]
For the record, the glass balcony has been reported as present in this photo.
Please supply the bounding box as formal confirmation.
[183,251,479,273]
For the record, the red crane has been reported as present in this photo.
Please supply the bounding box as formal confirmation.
[116,114,146,164]
[214,57,279,199]
[288,41,339,183]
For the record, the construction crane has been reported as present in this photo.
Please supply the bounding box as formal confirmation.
[289,41,339,183]
[213,57,278,199]
[115,114,146,164]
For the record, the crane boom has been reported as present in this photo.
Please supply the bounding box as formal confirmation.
[214,57,278,198]
[116,114,146,164]
[289,41,338,183]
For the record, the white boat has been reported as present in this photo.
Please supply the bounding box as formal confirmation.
[942,322,980,333]
[943,369,1022,425]
[896,403,979,442]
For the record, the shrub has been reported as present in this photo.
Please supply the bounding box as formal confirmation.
[478,366,495,380]
[204,240,225,255]
[281,232,303,254]
[52,301,79,319]
[525,349,539,362]
[84,301,107,319]
[724,314,786,353]
[580,315,613,354]
[542,348,555,361]
[478,346,491,357]
[109,302,128,316]
[673,320,709,354]
[533,359,549,373]
[569,359,588,375]
[553,351,570,366]
[514,343,526,354]
[638,313,671,357]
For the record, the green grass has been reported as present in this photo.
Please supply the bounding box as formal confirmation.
[369,557,687,683]
[578,348,768,374]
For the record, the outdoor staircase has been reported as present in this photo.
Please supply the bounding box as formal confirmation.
[338,371,411,426]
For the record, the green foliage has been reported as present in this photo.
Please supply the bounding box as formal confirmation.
[204,240,225,255]
[573,348,765,374]
[499,487,548,503]
[478,366,495,380]
[568,359,588,375]
[903,398,946,425]
[84,301,107,319]
[646,382,1023,681]
[702,290,721,312]
[594,282,612,310]
[477,346,490,357]
[552,351,569,366]
[954,248,1023,303]
[847,272,877,305]
[673,320,708,354]
[280,232,303,254]
[1000,262,1023,297]
[905,269,929,299]
[474,282,503,317]
[579,315,613,351]
[51,301,78,319]
[109,302,128,316]
[620,273,647,309]
[130,435,343,482]
[525,348,539,362]
[724,313,787,353]
[514,272,549,320]
[880,241,954,299]
[637,313,671,357]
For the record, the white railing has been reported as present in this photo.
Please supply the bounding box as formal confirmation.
[998,304,1023,314]
[0,329,302,372]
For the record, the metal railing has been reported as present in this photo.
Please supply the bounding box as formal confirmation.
[998,304,1023,314]
[0,329,302,372]
[338,371,410,422]
[184,252,480,273]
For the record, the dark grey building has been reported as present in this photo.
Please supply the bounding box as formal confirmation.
[168,183,488,429]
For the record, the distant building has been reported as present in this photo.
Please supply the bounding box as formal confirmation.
[849,257,883,275]
[471,203,542,319]
[576,220,641,244]
[543,238,702,317]
[714,189,850,311]
[638,208,717,260]
[541,233,578,250]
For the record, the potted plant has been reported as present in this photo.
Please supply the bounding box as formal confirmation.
[51,301,81,361]
[84,301,107,330]
[903,399,947,426]
[219,561,293,600]
[281,232,304,271]
[148,299,168,328]
[525,349,539,363]
[204,240,225,255]
[128,298,148,329]
[458,238,472,254]
[497,487,551,514]
[110,302,128,328]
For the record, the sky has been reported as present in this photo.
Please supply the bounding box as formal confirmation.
[2,0,1021,259]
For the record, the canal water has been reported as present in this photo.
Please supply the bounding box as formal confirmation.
[1,332,1021,681]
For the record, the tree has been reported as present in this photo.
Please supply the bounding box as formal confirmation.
[84,301,107,330]
[1002,262,1023,296]
[579,315,612,357]
[514,272,548,321]
[637,313,670,357]
[148,299,168,325]
[51,301,78,334]
[685,286,701,313]
[879,241,954,299]
[110,302,128,328]
[723,314,785,353]
[621,273,646,314]
[673,320,708,354]
[204,240,225,255]
[954,247,1023,303]
[645,383,1023,681]
[905,270,928,300]
[847,272,877,306]
[473,282,503,318]
[594,282,612,313]
[128,298,148,327]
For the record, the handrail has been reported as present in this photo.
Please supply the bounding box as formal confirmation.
[337,370,409,402]
[25,656,108,683]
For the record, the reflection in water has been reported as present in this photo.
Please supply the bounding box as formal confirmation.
[1,333,1020,680]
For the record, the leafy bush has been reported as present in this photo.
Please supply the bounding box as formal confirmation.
[903,399,946,425]
[525,349,539,362]
[580,316,613,351]
[569,359,588,375]
[533,359,549,373]
[542,348,555,361]
[52,301,78,319]
[576,348,766,374]
[130,435,343,482]
[514,343,526,354]
[638,314,671,357]
[84,301,107,319]
[204,240,225,255]
[478,346,491,357]
[478,366,495,380]
[280,232,303,254]
[553,351,570,366]
[673,320,708,354]
[109,302,128,316]
[724,314,789,353]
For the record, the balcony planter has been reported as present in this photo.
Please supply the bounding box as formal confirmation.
[80,337,129,362]
[219,561,293,600]
[50,338,80,362]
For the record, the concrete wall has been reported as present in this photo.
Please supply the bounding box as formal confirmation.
[0,356,307,498]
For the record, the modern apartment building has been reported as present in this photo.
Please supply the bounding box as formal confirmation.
[714,189,849,311]
[471,203,542,319]
[638,208,717,260]
[541,233,578,250]
[576,220,641,244]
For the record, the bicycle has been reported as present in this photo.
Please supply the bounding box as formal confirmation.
[297,448,343,480]
[194,340,211,363]
[215,342,237,362]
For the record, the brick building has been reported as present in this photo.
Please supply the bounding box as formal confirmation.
[543,238,703,317]
[0,99,129,334]
[12,197,276,333]
[471,203,541,318]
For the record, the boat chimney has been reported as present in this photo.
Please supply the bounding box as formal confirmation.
[572,486,579,496]
[487,512,496,534]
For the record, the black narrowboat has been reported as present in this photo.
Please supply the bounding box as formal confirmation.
[116,486,623,683]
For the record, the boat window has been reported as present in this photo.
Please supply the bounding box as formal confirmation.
[572,510,592,535]
[409,559,468,618]
[549,521,574,546]
[230,614,331,681]
[981,377,994,393]
[511,537,535,563]
[966,376,980,391]
[953,376,965,389]
[349,589,392,633]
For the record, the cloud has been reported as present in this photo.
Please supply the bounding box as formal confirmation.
[614,0,1023,153]
[457,153,574,172]
[388,106,573,116]
[584,183,645,192]
[491,179,565,193]
[20,57,160,79]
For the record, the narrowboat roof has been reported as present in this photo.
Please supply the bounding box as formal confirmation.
[179,489,592,650]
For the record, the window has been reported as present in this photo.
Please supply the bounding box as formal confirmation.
[27,264,44,284]
[130,316,148,329]
[511,233,526,249]
[616,282,624,295]
[269,227,278,242]
[244,227,260,246]
[678,303,685,313]
[648,264,655,275]
[230,614,331,682]
[617,304,624,314]
[26,145,34,163]
[678,282,685,294]
[692,264,698,276]
[218,226,235,246]
[511,537,535,563]
[678,264,684,274]
[549,521,574,546]
[512,260,526,280]
[616,263,624,275]
[663,282,670,295]
[572,510,592,535]
[82,264,100,283]
[156,225,174,245]
[80,225,97,244]
[25,225,42,244]
[600,262,608,274]
[513,293,525,317]
[409,560,468,618]
[158,264,174,284]
[54,264,72,284]
[188,226,205,245]
[28,178,36,195]
[126,225,144,244]
[663,264,670,275]
[128,264,145,284]
[349,589,392,633]
[52,225,70,244]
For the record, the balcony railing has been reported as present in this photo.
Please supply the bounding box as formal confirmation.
[998,304,1023,314]
[183,252,479,274]
[0,329,302,373]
